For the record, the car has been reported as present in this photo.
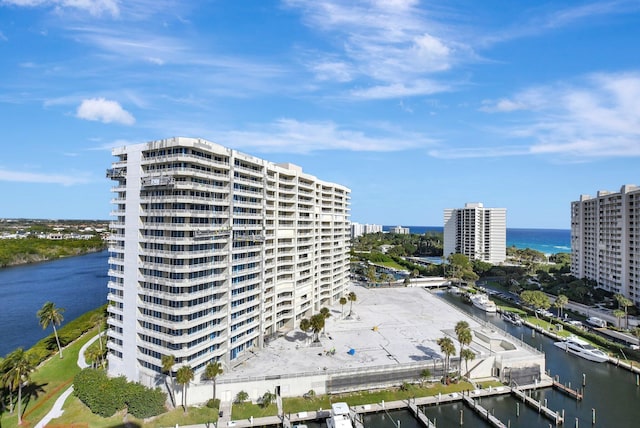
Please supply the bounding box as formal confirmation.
[219,410,224,418]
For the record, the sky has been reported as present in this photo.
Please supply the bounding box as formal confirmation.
[1,0,640,229]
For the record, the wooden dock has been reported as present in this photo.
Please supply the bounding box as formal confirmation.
[552,380,583,400]
[461,395,508,427]
[511,387,564,425]
[408,401,437,428]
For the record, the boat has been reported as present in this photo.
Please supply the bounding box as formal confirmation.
[326,402,353,428]
[470,293,497,313]
[502,311,523,326]
[553,336,609,363]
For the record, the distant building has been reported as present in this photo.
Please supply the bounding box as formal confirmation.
[351,222,383,238]
[571,184,640,305]
[105,137,351,386]
[389,225,410,235]
[443,202,506,264]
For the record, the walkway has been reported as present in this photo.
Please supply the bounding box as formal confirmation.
[34,332,103,428]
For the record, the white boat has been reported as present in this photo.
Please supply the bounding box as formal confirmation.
[470,293,497,313]
[502,312,523,326]
[553,336,609,363]
[326,402,353,428]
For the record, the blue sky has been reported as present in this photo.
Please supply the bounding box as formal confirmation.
[1,0,639,229]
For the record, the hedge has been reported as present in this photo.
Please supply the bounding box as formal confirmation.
[74,368,167,418]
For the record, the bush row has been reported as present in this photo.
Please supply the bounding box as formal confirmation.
[74,368,166,418]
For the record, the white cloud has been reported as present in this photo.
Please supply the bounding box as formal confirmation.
[0,168,90,185]
[475,72,640,160]
[351,80,449,100]
[1,0,120,16]
[285,0,469,97]
[76,98,135,125]
[217,118,435,153]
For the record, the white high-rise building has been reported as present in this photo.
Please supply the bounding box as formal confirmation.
[571,184,640,305]
[106,137,351,385]
[350,223,383,238]
[443,202,506,264]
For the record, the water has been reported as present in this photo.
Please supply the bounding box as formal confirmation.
[435,292,640,427]
[383,226,571,255]
[0,250,108,356]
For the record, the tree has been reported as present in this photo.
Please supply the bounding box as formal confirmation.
[447,253,471,285]
[176,365,194,413]
[613,309,625,329]
[86,345,104,369]
[320,307,331,334]
[310,313,325,342]
[2,348,34,424]
[418,368,431,386]
[204,361,223,401]
[460,348,476,378]
[436,337,456,383]
[348,291,357,316]
[299,318,312,340]
[235,390,249,403]
[554,294,569,319]
[261,391,275,408]
[520,290,551,318]
[339,297,347,317]
[161,354,176,407]
[615,294,633,329]
[91,310,107,353]
[37,301,65,358]
[455,321,472,368]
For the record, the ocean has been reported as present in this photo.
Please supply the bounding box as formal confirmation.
[383,226,571,255]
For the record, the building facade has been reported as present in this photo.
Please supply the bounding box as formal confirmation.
[106,137,351,386]
[389,225,410,235]
[571,184,640,305]
[443,202,506,264]
[350,222,383,239]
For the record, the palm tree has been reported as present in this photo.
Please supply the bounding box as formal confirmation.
[436,337,456,383]
[615,294,633,329]
[299,318,312,340]
[203,361,223,401]
[161,354,176,407]
[320,307,331,335]
[348,291,357,316]
[455,321,472,369]
[460,348,476,378]
[37,301,65,358]
[613,309,625,328]
[86,345,103,369]
[235,390,249,403]
[339,297,347,318]
[554,295,569,319]
[310,313,325,342]
[2,348,34,424]
[176,365,194,413]
[91,310,107,352]
[418,368,431,386]
[261,391,275,408]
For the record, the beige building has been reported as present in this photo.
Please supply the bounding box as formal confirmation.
[443,202,506,264]
[571,184,640,305]
[106,137,351,386]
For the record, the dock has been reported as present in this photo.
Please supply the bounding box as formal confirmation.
[552,380,583,400]
[461,395,507,427]
[408,401,437,428]
[511,387,564,425]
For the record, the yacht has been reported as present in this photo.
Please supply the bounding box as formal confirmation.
[326,402,353,428]
[502,312,523,326]
[470,293,497,313]
[553,336,609,363]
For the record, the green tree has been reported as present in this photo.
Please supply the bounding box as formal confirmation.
[348,291,357,316]
[436,337,456,383]
[520,290,551,318]
[204,361,223,401]
[320,307,331,334]
[339,296,347,317]
[615,294,634,329]
[613,309,625,329]
[299,318,312,340]
[161,354,176,407]
[235,390,249,403]
[553,294,569,319]
[37,301,65,358]
[261,391,276,408]
[460,348,476,378]
[310,313,325,342]
[454,321,472,367]
[2,348,34,424]
[419,368,431,386]
[176,365,194,413]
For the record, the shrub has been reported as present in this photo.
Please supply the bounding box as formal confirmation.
[74,368,166,418]
[206,398,220,409]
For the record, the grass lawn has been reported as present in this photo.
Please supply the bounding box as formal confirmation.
[231,402,279,420]
[0,332,96,428]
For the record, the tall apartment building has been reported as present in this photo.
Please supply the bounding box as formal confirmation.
[389,225,410,235]
[443,202,506,264]
[350,222,383,239]
[571,184,640,305]
[106,137,351,385]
